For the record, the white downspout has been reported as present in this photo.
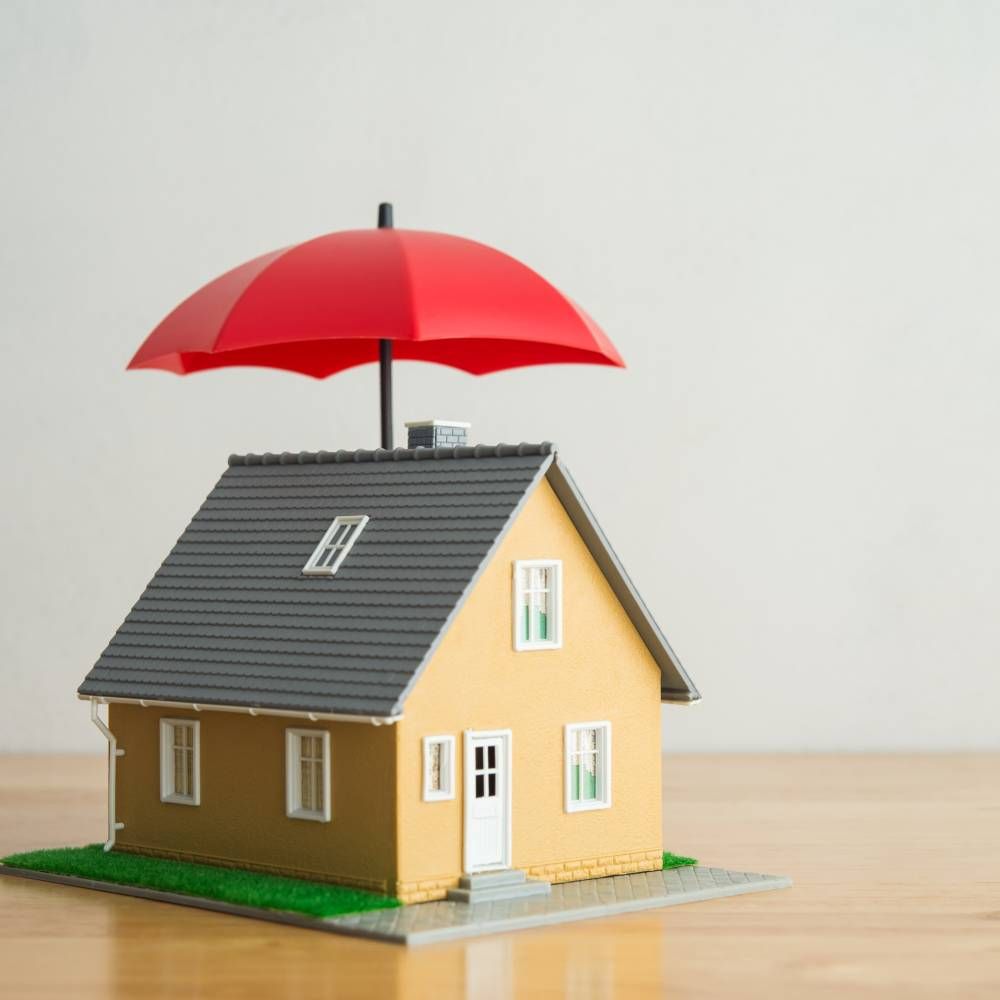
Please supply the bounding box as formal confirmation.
[90,699,125,851]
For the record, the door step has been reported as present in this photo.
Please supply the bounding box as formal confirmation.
[447,869,551,904]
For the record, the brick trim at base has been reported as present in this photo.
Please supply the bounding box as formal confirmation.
[394,874,459,904]
[394,848,663,903]
[525,847,663,883]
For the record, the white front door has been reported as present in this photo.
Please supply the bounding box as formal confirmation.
[463,730,511,873]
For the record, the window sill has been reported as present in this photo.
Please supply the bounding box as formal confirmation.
[423,790,455,803]
[565,800,612,814]
[513,641,563,652]
[160,794,199,807]
[286,808,330,823]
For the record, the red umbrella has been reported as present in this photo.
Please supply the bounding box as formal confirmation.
[129,204,624,447]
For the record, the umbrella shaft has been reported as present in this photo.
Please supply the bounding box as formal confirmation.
[379,339,393,449]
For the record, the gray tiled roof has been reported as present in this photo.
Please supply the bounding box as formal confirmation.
[78,443,699,718]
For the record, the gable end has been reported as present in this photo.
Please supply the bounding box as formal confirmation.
[545,457,700,704]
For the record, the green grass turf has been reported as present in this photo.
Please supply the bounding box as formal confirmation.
[0,844,399,918]
[662,851,698,869]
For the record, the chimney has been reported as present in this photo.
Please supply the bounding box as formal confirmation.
[405,419,471,449]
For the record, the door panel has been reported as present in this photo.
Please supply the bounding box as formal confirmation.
[464,731,511,872]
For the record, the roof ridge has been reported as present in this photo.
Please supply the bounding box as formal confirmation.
[228,442,555,467]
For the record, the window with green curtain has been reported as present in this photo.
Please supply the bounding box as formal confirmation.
[520,564,553,644]
[568,727,600,803]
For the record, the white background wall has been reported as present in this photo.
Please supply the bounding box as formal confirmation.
[2,1,997,753]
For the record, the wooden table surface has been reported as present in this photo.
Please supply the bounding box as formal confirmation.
[0,753,996,999]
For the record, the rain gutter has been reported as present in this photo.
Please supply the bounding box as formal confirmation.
[80,694,402,727]
[90,699,125,852]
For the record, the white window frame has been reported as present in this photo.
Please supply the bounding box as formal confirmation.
[302,515,369,576]
[285,728,331,822]
[159,718,201,806]
[422,734,456,802]
[564,721,612,813]
[512,559,563,651]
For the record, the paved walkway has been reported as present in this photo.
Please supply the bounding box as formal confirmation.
[327,866,792,945]
[0,862,791,947]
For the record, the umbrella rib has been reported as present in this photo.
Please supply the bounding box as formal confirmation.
[208,243,300,360]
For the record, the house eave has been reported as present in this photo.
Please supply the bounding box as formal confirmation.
[662,690,703,705]
[78,694,403,727]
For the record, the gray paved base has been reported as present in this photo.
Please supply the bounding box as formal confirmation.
[0,864,791,946]
[328,866,792,944]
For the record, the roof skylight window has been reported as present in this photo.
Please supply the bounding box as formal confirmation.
[302,515,369,577]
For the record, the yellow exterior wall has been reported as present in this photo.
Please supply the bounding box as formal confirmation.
[110,705,398,893]
[394,477,663,902]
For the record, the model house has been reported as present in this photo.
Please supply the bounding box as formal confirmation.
[78,420,699,904]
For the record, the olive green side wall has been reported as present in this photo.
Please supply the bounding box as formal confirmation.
[109,705,398,893]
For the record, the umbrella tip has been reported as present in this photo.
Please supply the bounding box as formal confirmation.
[378,202,394,228]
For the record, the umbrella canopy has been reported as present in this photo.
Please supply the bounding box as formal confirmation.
[129,204,624,445]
